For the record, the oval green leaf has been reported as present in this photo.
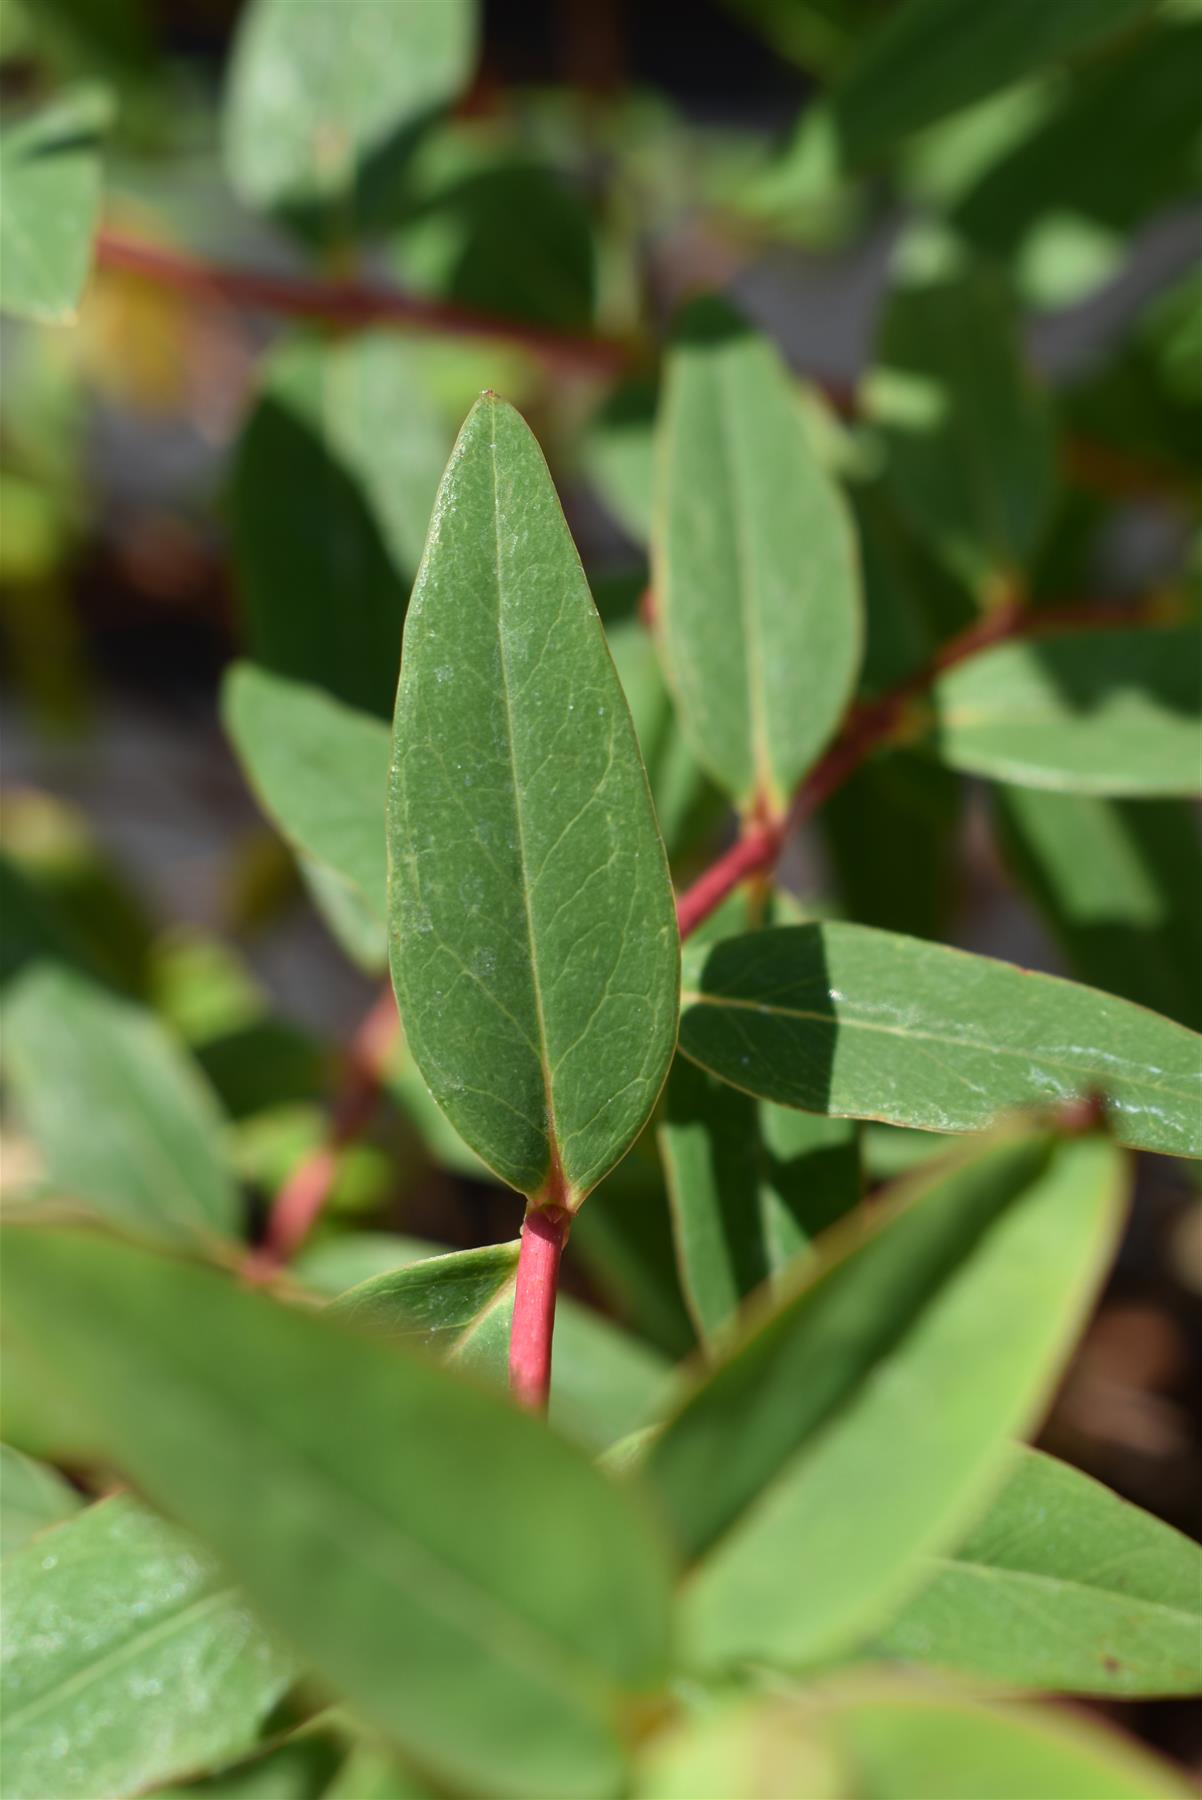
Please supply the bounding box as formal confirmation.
[679,923,1202,1157]
[0,89,105,324]
[388,395,679,1203]
[655,297,861,814]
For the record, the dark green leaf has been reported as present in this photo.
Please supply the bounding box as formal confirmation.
[0,89,106,324]
[660,1056,860,1343]
[388,395,679,1202]
[223,0,476,216]
[0,1444,82,1559]
[679,923,1202,1157]
[1,1226,673,1799]
[3,964,241,1245]
[0,1495,292,1800]
[873,1445,1202,1696]
[821,752,962,942]
[931,628,1202,796]
[230,333,449,717]
[656,297,861,813]
[993,788,1202,1031]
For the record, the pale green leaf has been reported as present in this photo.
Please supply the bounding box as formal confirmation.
[0,1495,292,1800]
[3,964,241,1244]
[873,1445,1202,1696]
[388,395,679,1202]
[931,628,1202,796]
[1,1226,673,1800]
[0,1443,82,1559]
[655,296,861,813]
[0,89,105,324]
[223,0,476,215]
[679,923,1202,1157]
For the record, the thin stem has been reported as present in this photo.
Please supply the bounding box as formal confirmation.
[509,1205,570,1413]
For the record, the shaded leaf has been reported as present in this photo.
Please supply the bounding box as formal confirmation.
[0,1495,292,1800]
[388,395,678,1202]
[931,627,1202,796]
[3,964,241,1245]
[655,296,861,813]
[0,1444,82,1559]
[679,923,1202,1157]
[1,1226,673,1799]
[0,89,105,324]
[821,752,963,942]
[660,1056,861,1343]
[582,378,656,547]
[873,1445,1202,1697]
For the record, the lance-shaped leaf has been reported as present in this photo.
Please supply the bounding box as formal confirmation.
[0,1444,82,1559]
[1,1227,673,1799]
[660,1057,860,1343]
[3,964,241,1244]
[651,1131,1126,1667]
[1,1496,293,1800]
[223,0,476,215]
[679,923,1202,1158]
[223,663,390,927]
[931,627,1202,797]
[0,89,106,324]
[872,1444,1202,1697]
[388,395,679,1203]
[655,297,861,815]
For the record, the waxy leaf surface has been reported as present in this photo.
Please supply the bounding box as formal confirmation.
[654,1132,1126,1667]
[1,1496,292,1800]
[3,964,240,1244]
[660,1056,860,1342]
[679,923,1202,1157]
[0,90,104,323]
[1,1227,673,1799]
[931,628,1202,796]
[223,663,390,926]
[874,1445,1202,1696]
[656,298,861,812]
[0,1444,82,1559]
[388,396,678,1202]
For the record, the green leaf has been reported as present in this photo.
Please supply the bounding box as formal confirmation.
[832,0,1152,165]
[329,1240,519,1352]
[230,332,450,717]
[635,1698,844,1800]
[0,1444,82,1559]
[679,923,1202,1157]
[3,964,241,1245]
[0,88,105,324]
[993,789,1202,1031]
[873,1444,1202,1696]
[388,395,679,1203]
[655,296,861,813]
[866,234,1053,597]
[223,0,476,216]
[821,753,963,942]
[931,628,1202,796]
[297,855,388,973]
[660,1056,860,1343]
[582,379,657,547]
[1,1226,673,1799]
[0,1495,292,1800]
[652,1130,1126,1668]
[223,663,390,929]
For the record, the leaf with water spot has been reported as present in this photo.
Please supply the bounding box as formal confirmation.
[387,395,679,1204]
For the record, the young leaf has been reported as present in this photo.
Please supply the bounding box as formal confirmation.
[679,923,1202,1157]
[3,964,241,1245]
[931,628,1202,796]
[655,297,861,814]
[1,1226,674,1800]
[223,663,390,928]
[658,1131,1127,1667]
[872,1444,1202,1697]
[230,333,450,717]
[223,0,476,215]
[660,1056,860,1343]
[1,1496,292,1800]
[0,1444,82,1559]
[0,89,105,324]
[993,788,1202,1031]
[388,395,679,1204]
[866,234,1052,597]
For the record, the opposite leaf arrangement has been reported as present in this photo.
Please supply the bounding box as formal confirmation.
[3,3,1202,1799]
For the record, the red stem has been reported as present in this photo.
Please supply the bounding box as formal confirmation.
[509,1206,570,1412]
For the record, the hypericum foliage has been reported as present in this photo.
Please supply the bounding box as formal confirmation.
[2,1,1200,1797]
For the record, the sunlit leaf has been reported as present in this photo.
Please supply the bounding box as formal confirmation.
[0,89,106,324]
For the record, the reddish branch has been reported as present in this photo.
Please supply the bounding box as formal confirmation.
[509,1205,571,1412]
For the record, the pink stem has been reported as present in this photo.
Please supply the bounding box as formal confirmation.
[508,1206,570,1413]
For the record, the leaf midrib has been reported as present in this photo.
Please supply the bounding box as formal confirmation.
[927,1551,1200,1623]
